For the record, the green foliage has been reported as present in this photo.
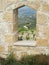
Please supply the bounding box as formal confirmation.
[0,57,6,65]
[0,54,49,65]
[26,34,30,40]
[18,35,23,41]
[5,53,18,65]
[18,27,28,33]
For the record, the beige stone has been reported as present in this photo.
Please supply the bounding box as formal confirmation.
[37,11,48,24]
[43,25,49,37]
[25,0,40,10]
[13,23,18,32]
[0,0,49,57]
[33,0,40,10]
[3,12,13,22]
[13,9,18,23]
[36,24,49,38]
[0,45,5,53]
[14,46,23,51]
[37,38,49,46]
[4,34,18,44]
[21,52,27,57]
[42,3,49,13]
[8,46,12,52]
[6,0,17,4]
[8,23,18,32]
[0,0,3,11]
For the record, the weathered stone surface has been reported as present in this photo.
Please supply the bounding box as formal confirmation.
[3,12,13,22]
[10,45,49,59]
[37,38,49,46]
[4,33,18,44]
[13,46,24,51]
[8,46,12,52]
[25,1,40,10]
[37,11,48,24]
[43,25,49,38]
[5,0,17,4]
[13,23,18,32]
[0,0,3,11]
[0,23,18,33]
[0,45,5,53]
[21,52,27,57]
[42,3,49,13]
[36,25,49,39]
[0,0,49,57]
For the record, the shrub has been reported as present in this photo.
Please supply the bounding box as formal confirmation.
[0,54,49,65]
[18,36,23,41]
[21,55,38,65]
[5,53,19,65]
[26,33,30,40]
[0,57,6,65]
[21,54,49,65]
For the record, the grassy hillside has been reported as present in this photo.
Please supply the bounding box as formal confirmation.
[18,6,36,32]
[18,6,36,40]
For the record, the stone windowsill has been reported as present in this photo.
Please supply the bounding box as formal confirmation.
[14,40,37,47]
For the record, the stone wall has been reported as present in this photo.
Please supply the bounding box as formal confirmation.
[12,46,49,59]
[1,45,49,59]
[0,0,49,57]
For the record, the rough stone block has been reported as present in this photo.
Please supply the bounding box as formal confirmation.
[37,11,48,24]
[43,25,49,37]
[3,12,13,22]
[14,46,23,51]
[42,3,49,13]
[6,0,15,4]
[1,22,18,33]
[8,46,12,52]
[36,24,43,33]
[4,33,18,44]
[12,23,18,32]
[0,45,5,53]
[6,23,18,33]
[37,38,49,46]
[33,0,40,10]
[21,52,27,57]
[37,24,49,38]
[0,0,3,11]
